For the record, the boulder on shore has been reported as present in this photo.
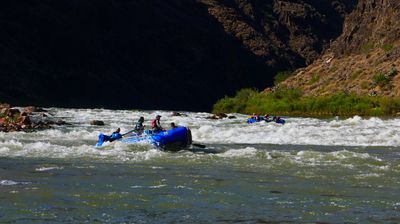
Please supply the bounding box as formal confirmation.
[171,112,188,117]
[0,103,67,132]
[206,115,219,120]
[23,106,47,114]
[0,103,11,109]
[7,108,20,117]
[18,116,31,125]
[215,113,227,118]
[206,113,228,120]
[171,112,181,116]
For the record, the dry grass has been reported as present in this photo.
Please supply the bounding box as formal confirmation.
[279,42,400,98]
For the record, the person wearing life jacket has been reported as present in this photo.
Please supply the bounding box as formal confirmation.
[264,114,272,122]
[124,117,145,136]
[152,115,164,132]
[96,128,123,147]
[170,122,177,129]
[275,116,286,125]
[134,117,145,134]
[105,128,122,142]
[247,113,260,123]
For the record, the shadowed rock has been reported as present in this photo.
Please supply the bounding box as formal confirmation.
[90,120,105,126]
[0,0,355,111]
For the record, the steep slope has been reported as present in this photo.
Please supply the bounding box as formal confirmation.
[200,0,355,66]
[0,0,354,111]
[280,0,400,97]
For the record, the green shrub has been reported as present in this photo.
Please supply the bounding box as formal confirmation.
[213,97,237,114]
[380,98,400,114]
[235,88,258,101]
[382,44,394,52]
[372,73,389,86]
[272,88,302,101]
[308,74,320,85]
[387,67,398,77]
[351,70,362,80]
[371,68,398,87]
[213,87,400,116]
[274,70,294,85]
[360,42,374,53]
[328,66,338,73]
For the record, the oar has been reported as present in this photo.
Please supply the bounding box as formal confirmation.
[192,143,206,148]
[122,130,134,137]
[122,129,145,138]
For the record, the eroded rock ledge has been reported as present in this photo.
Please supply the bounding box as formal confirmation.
[0,103,67,132]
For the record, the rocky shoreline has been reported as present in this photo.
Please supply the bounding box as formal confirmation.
[0,103,67,132]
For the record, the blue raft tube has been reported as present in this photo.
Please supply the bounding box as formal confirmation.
[247,117,285,124]
[96,126,192,152]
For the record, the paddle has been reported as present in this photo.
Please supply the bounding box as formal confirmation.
[122,130,135,137]
[192,143,206,148]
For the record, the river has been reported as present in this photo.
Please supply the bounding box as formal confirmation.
[0,108,399,223]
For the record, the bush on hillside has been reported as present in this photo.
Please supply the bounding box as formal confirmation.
[213,87,400,116]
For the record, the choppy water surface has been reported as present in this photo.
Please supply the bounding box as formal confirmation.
[0,108,399,223]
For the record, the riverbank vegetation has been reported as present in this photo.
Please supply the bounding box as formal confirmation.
[212,88,400,116]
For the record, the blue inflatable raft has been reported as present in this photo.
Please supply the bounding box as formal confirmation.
[247,117,285,124]
[246,118,259,123]
[96,127,192,151]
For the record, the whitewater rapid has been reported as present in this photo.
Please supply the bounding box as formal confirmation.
[0,108,399,162]
[2,108,399,223]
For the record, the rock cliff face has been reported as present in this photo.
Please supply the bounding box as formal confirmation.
[280,0,400,97]
[0,0,354,111]
[330,0,400,56]
[200,0,354,66]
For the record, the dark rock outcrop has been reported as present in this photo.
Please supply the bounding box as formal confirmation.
[171,112,187,117]
[329,0,400,56]
[200,0,355,65]
[90,120,105,126]
[0,104,66,132]
[23,106,47,114]
[206,113,228,119]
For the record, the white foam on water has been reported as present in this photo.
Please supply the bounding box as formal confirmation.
[0,180,30,186]
[354,173,382,179]
[191,115,400,146]
[293,150,382,166]
[35,166,64,172]
[175,185,193,190]
[151,166,163,169]
[0,108,399,164]
[0,180,19,186]
[0,137,164,163]
[52,108,400,147]
[217,147,258,158]
[148,184,167,189]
